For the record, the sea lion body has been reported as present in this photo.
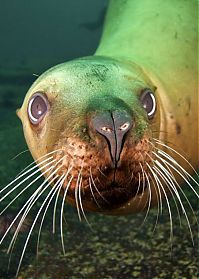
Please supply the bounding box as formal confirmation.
[96,0,198,169]
[17,0,198,215]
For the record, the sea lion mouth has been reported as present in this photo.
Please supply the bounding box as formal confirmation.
[87,177,148,209]
[52,133,153,211]
[96,186,131,209]
[64,165,149,210]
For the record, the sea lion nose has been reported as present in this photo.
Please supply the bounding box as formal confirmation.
[91,111,132,166]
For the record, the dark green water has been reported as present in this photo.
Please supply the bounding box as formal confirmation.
[0,1,198,278]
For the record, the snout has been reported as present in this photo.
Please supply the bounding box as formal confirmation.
[91,110,133,167]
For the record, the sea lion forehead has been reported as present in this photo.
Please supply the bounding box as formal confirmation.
[21,56,151,113]
[34,56,142,91]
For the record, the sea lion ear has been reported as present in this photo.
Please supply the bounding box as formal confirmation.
[16,108,22,120]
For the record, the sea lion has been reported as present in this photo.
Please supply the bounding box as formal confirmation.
[14,0,199,216]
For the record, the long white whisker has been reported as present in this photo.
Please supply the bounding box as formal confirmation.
[162,164,199,230]
[146,162,164,214]
[75,170,82,221]
[52,166,73,234]
[77,162,85,221]
[0,156,55,198]
[154,161,195,244]
[154,154,198,220]
[90,167,108,204]
[154,155,198,242]
[5,172,60,264]
[89,177,101,208]
[8,154,66,273]
[139,163,145,195]
[146,150,182,225]
[15,173,62,277]
[156,149,199,187]
[153,165,182,226]
[16,149,62,178]
[153,152,199,199]
[135,172,141,197]
[137,163,145,208]
[154,138,199,178]
[0,163,57,246]
[78,175,92,229]
[9,173,60,265]
[155,160,185,209]
[3,156,65,249]
[36,174,66,256]
[148,163,173,249]
[148,173,160,232]
[142,171,152,225]
[60,175,73,255]
[0,159,56,216]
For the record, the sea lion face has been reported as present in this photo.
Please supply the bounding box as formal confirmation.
[17,56,160,214]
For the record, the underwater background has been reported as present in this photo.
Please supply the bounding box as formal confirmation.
[0,0,198,278]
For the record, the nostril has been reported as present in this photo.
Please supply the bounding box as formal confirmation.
[91,111,114,136]
[101,126,113,133]
[119,122,130,131]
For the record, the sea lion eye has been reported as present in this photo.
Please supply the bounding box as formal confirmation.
[28,93,48,124]
[140,89,156,119]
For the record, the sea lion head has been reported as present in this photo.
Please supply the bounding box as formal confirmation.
[17,56,161,214]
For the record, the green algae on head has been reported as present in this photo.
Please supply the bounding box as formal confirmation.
[17,56,159,214]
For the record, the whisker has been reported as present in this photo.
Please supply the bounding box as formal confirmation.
[75,170,82,221]
[52,166,73,234]
[89,177,101,208]
[1,156,65,247]
[146,162,163,215]
[145,152,176,219]
[36,174,66,256]
[154,154,198,241]
[148,173,160,232]
[162,162,199,228]
[135,172,141,197]
[3,171,59,263]
[0,159,56,216]
[15,173,62,277]
[153,165,183,228]
[16,149,62,178]
[0,156,55,198]
[156,149,199,187]
[60,175,73,255]
[11,149,29,160]
[90,167,108,204]
[141,171,152,225]
[154,153,198,217]
[7,155,66,270]
[139,163,145,195]
[147,163,174,249]
[154,138,199,178]
[153,152,199,199]
[7,155,66,254]
[78,175,92,229]
[137,163,145,208]
[154,161,195,244]
[127,170,134,185]
[97,167,107,177]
